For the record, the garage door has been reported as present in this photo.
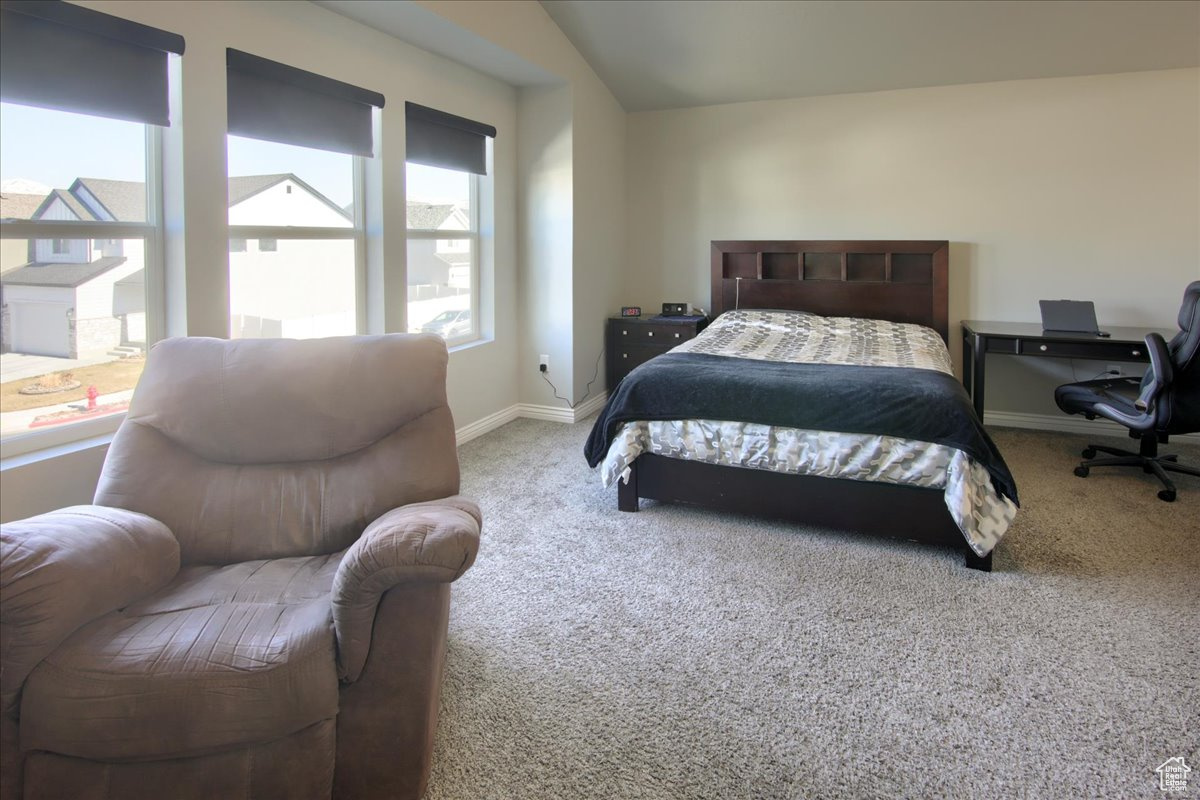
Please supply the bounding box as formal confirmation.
[12,302,71,357]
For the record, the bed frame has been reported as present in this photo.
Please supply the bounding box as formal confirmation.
[616,239,993,571]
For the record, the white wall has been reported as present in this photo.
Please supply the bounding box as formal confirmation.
[570,72,626,401]
[517,85,575,401]
[419,0,627,405]
[626,68,1200,417]
[0,443,109,523]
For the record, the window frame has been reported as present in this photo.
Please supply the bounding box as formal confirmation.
[226,151,367,336]
[405,167,480,347]
[0,121,165,458]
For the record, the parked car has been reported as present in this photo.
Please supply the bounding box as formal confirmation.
[420,309,471,339]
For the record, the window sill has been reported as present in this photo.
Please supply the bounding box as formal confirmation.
[448,335,493,355]
[1,414,123,465]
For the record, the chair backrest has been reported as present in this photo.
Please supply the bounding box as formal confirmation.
[95,334,459,565]
[1159,280,1200,434]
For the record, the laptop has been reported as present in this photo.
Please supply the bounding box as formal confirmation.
[1039,300,1110,337]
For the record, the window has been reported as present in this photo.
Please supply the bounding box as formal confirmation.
[404,103,496,345]
[225,50,383,340]
[0,3,182,453]
[406,163,478,343]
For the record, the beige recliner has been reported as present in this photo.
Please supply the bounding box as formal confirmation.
[0,334,481,800]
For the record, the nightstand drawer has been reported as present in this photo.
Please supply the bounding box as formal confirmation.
[613,344,663,371]
[1017,339,1149,360]
[609,322,694,345]
[605,314,708,389]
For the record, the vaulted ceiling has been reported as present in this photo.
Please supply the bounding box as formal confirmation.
[540,0,1200,111]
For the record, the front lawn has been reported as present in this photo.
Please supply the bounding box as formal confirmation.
[0,358,145,412]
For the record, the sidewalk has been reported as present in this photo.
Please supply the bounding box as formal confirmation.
[0,388,136,436]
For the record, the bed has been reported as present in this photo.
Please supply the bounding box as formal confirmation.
[584,240,1019,571]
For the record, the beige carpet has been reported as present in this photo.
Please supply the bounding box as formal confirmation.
[427,419,1199,799]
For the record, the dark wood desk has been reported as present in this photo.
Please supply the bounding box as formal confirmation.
[960,320,1177,420]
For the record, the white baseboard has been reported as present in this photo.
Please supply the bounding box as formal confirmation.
[455,405,521,446]
[984,410,1200,444]
[518,391,608,424]
[515,402,576,424]
[455,392,609,446]
[569,392,609,421]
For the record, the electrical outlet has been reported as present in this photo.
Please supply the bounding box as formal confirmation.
[539,354,549,372]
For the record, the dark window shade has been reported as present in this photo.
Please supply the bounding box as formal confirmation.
[0,1,184,126]
[406,102,496,176]
[227,49,384,158]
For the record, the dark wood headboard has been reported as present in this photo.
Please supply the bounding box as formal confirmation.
[710,240,950,342]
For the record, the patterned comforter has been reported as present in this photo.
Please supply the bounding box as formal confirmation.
[595,309,1018,556]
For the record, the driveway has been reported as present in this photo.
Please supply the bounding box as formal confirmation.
[0,352,117,383]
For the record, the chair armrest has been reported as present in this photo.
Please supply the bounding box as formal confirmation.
[1135,332,1173,411]
[332,496,480,682]
[0,505,179,715]
[1099,333,1174,431]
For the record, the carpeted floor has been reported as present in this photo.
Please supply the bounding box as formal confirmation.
[427,419,1199,799]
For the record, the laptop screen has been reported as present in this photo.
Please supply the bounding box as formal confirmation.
[1039,300,1100,333]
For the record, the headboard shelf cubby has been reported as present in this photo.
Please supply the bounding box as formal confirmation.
[710,240,950,341]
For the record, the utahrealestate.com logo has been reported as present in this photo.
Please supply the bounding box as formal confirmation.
[1156,757,1191,792]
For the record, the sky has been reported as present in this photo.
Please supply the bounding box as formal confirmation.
[1,102,468,211]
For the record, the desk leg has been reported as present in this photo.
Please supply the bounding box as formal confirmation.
[971,333,987,422]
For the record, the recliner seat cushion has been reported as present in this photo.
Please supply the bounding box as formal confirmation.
[20,553,343,761]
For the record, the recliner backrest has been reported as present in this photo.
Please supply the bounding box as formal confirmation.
[95,334,459,565]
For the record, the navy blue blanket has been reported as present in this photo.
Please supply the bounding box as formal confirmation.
[584,352,1018,505]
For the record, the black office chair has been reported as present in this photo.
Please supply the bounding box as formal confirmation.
[1054,280,1200,501]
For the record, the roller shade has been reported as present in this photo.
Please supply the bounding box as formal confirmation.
[406,102,496,176]
[0,0,184,126]
[227,49,384,157]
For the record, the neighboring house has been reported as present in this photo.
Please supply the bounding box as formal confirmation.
[1,174,355,354]
[227,174,355,339]
[1,179,145,359]
[0,191,47,275]
[407,201,470,301]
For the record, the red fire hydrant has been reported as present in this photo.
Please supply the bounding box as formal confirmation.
[86,385,99,411]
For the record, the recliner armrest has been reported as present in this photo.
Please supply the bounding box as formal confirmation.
[331,496,481,682]
[0,505,179,716]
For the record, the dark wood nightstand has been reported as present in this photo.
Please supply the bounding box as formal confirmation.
[606,314,708,388]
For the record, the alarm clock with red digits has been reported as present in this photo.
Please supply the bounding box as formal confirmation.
[620,306,642,317]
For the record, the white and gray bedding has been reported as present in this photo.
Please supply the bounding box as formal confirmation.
[584,309,1019,556]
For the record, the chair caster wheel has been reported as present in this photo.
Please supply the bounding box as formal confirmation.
[1158,489,1176,502]
[1082,447,1096,458]
[1074,466,1089,478]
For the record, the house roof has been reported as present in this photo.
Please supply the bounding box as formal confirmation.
[73,178,146,222]
[228,174,291,206]
[228,173,353,221]
[407,202,456,230]
[18,174,348,223]
[33,188,93,221]
[114,268,145,287]
[1,256,129,288]
[0,191,47,221]
[437,251,471,267]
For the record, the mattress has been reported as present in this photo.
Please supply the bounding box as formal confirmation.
[589,309,1018,556]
